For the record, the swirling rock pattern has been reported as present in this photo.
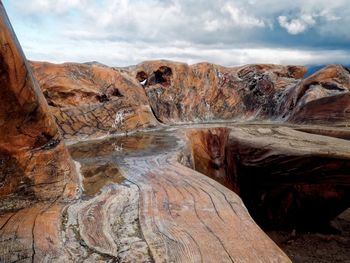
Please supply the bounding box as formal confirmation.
[1,2,350,263]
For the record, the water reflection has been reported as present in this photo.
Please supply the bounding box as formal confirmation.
[68,130,179,198]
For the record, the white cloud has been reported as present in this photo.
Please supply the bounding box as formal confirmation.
[3,0,350,66]
[15,0,87,14]
[223,2,265,28]
[278,14,316,35]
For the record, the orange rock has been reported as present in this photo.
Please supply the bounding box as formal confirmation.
[129,61,307,123]
[287,65,350,124]
[0,3,78,204]
[31,61,159,139]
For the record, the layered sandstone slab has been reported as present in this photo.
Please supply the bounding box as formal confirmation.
[31,60,350,139]
[187,126,350,230]
[283,65,350,124]
[1,1,350,262]
[67,130,291,262]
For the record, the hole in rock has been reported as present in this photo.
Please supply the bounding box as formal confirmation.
[96,94,109,102]
[136,71,148,83]
[111,88,123,97]
[148,66,172,87]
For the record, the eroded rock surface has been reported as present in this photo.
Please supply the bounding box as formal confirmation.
[283,65,350,124]
[31,61,158,140]
[68,130,291,262]
[1,1,350,262]
[131,61,307,123]
[30,59,350,139]
[187,126,350,231]
[0,4,77,206]
[0,3,78,262]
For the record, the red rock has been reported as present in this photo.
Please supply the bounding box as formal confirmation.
[187,126,350,230]
[1,1,350,262]
[0,3,79,262]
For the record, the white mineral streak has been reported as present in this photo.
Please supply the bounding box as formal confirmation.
[112,110,125,129]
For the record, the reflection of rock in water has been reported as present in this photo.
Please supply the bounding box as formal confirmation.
[68,131,180,199]
[80,162,125,198]
[68,131,179,160]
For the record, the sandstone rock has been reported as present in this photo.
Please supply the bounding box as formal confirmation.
[1,1,350,262]
[32,60,350,132]
[31,61,159,139]
[284,65,350,124]
[67,129,291,262]
[0,3,79,262]
[130,61,306,123]
[188,126,350,230]
[187,128,234,190]
[0,4,77,204]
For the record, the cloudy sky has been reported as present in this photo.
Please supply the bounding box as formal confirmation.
[2,0,350,67]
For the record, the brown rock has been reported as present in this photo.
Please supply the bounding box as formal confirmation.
[0,3,79,262]
[285,65,350,124]
[188,126,350,230]
[31,61,159,139]
[187,128,235,190]
[31,60,350,129]
[0,3,78,203]
[131,61,307,123]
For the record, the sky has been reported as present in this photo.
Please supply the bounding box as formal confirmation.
[2,0,350,67]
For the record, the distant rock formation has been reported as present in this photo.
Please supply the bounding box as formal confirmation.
[287,65,350,124]
[131,61,306,123]
[31,60,350,140]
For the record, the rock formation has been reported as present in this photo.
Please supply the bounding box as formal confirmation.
[187,126,350,230]
[31,61,158,140]
[30,59,350,137]
[0,3,78,262]
[287,65,350,124]
[130,61,307,123]
[1,2,350,262]
[0,4,78,204]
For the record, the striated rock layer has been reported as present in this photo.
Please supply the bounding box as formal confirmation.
[131,61,306,123]
[0,3,79,262]
[0,4,78,204]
